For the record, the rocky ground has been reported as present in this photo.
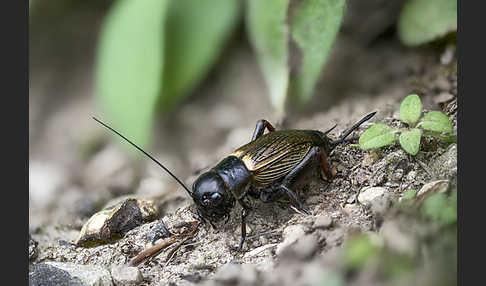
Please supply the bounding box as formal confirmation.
[29,47,457,285]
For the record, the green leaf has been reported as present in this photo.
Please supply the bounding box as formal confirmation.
[385,254,415,279]
[402,189,417,201]
[418,111,453,133]
[399,94,422,125]
[398,0,457,46]
[95,0,169,149]
[439,135,457,143]
[344,234,380,268]
[246,0,290,113]
[399,128,422,155]
[422,132,457,143]
[359,123,398,150]
[421,192,457,224]
[160,0,240,110]
[290,0,346,103]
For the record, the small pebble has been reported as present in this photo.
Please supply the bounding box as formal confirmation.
[362,152,379,167]
[416,180,450,201]
[358,187,387,205]
[346,194,357,204]
[313,215,333,229]
[406,170,417,181]
[391,169,404,181]
[292,234,319,260]
[379,220,416,255]
[111,265,143,286]
[276,225,306,256]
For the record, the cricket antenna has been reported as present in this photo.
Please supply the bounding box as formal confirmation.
[330,111,377,151]
[324,124,338,135]
[92,117,192,196]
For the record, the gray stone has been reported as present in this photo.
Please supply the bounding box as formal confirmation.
[379,220,416,255]
[32,262,113,286]
[313,215,333,229]
[325,228,346,248]
[111,265,142,286]
[276,224,306,256]
[416,180,450,201]
[75,197,159,247]
[430,144,457,183]
[29,263,85,286]
[358,187,387,205]
[370,192,394,217]
[292,234,319,260]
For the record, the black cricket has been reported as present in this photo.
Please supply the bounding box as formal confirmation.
[93,112,376,250]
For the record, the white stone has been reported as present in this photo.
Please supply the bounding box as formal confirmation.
[358,187,387,205]
[111,265,143,286]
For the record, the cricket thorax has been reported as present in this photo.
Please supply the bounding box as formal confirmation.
[212,156,252,199]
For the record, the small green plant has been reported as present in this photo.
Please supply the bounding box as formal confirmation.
[359,94,455,155]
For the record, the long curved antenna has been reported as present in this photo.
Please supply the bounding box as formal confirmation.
[92,117,192,196]
[330,111,377,151]
[324,124,338,135]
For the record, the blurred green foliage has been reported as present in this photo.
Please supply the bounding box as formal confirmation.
[421,191,457,224]
[402,189,418,201]
[290,0,345,105]
[95,0,347,147]
[343,234,380,268]
[398,0,457,46]
[89,0,456,147]
[246,0,290,114]
[341,189,457,284]
[246,0,345,114]
[160,0,241,110]
[96,0,240,148]
[96,0,168,149]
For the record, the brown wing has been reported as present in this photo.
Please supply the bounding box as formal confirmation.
[231,130,313,187]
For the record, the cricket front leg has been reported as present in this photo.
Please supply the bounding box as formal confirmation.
[237,199,252,251]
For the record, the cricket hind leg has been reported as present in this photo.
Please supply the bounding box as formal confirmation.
[251,119,276,141]
[276,146,325,215]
